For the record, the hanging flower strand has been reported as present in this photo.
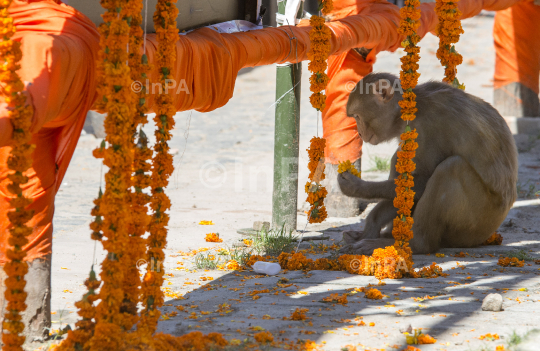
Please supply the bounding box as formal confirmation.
[122,0,151,330]
[1,0,35,349]
[435,0,465,89]
[87,0,136,349]
[139,0,179,336]
[394,0,422,272]
[56,266,101,351]
[305,0,333,224]
[305,137,328,223]
[307,0,333,111]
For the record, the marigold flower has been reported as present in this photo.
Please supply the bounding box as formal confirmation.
[288,308,309,321]
[365,288,383,300]
[417,333,437,344]
[205,233,223,243]
[337,160,362,178]
[498,257,524,267]
[254,331,274,344]
[483,232,503,246]
[479,333,500,341]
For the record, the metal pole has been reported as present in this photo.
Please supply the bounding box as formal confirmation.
[271,0,303,232]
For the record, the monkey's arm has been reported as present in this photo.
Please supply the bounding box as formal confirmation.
[337,168,431,201]
[337,172,395,200]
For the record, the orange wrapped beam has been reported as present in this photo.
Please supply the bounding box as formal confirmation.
[1,0,99,264]
[137,1,405,113]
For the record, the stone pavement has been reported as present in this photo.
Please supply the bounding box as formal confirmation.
[43,13,540,351]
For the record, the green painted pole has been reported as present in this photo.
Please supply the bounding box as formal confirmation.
[271,0,303,232]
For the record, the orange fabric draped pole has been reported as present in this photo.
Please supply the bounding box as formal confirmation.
[493,0,540,95]
[0,0,524,263]
[140,0,406,113]
[0,0,99,263]
[322,50,373,164]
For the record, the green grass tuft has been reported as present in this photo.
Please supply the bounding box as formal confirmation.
[370,156,391,172]
[251,226,298,256]
[194,252,220,269]
[506,249,534,261]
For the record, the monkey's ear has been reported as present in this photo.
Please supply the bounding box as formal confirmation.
[374,80,394,103]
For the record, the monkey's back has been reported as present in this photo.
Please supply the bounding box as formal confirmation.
[414,82,518,209]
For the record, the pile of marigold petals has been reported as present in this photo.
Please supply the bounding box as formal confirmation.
[247,251,445,280]
[483,232,503,245]
[498,257,524,267]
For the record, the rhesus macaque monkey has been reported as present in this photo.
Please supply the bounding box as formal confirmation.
[338,73,518,255]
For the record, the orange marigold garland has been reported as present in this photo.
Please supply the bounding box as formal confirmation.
[56,188,104,351]
[305,1,333,224]
[305,137,328,223]
[392,0,422,274]
[1,14,34,351]
[307,0,333,111]
[1,0,35,350]
[56,266,101,351]
[139,0,179,336]
[435,0,465,89]
[87,0,135,349]
[121,0,151,331]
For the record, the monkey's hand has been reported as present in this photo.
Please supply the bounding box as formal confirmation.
[337,171,365,198]
[339,238,395,256]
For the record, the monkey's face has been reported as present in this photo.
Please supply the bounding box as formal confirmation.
[351,112,380,145]
[346,74,403,145]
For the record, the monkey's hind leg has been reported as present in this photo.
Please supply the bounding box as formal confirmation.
[409,156,507,254]
[339,200,397,254]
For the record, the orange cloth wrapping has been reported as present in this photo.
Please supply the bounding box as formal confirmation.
[493,0,540,94]
[0,0,99,264]
[0,0,523,263]
[140,0,408,113]
[323,50,374,164]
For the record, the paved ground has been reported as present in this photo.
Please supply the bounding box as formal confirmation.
[42,13,540,351]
